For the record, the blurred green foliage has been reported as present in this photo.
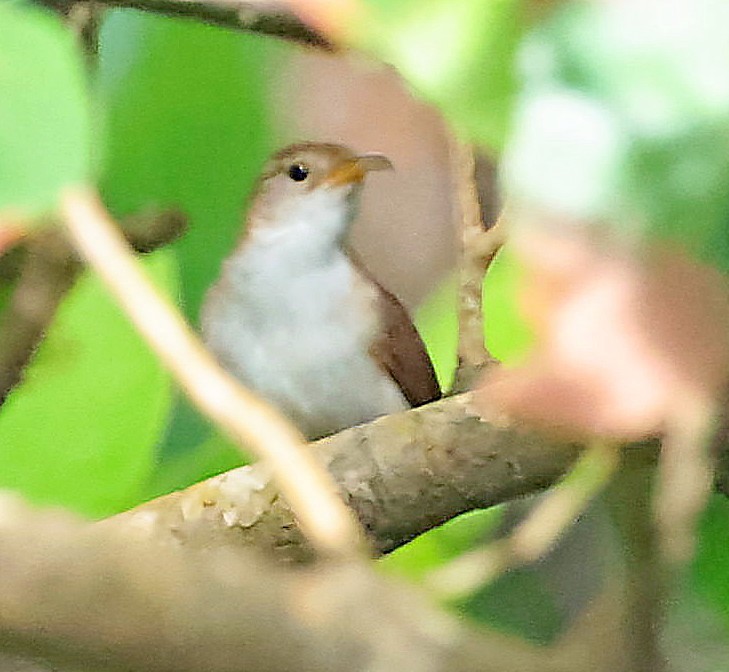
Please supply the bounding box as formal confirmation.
[354,0,523,150]
[0,2,90,217]
[97,11,282,469]
[0,254,176,516]
[502,1,729,269]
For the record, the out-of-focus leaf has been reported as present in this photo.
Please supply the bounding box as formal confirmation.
[462,567,564,644]
[415,276,458,390]
[504,0,729,266]
[692,495,729,628]
[0,3,90,217]
[380,509,500,580]
[348,0,524,150]
[0,253,177,517]
[483,246,533,363]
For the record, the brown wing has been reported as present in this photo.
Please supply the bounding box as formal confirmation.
[366,278,441,408]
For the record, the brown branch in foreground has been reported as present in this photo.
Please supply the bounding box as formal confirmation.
[0,209,187,406]
[36,0,334,49]
[0,494,575,672]
[60,188,364,560]
[113,392,588,562]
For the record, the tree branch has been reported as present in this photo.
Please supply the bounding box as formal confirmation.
[0,494,571,672]
[36,0,334,49]
[113,392,588,561]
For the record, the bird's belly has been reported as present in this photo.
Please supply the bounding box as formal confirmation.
[266,342,408,439]
[203,282,408,439]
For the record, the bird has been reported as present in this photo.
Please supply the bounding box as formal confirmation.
[201,142,440,440]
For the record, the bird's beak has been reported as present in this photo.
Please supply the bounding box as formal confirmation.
[324,153,393,187]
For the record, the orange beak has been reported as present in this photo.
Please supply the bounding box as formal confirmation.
[324,153,393,187]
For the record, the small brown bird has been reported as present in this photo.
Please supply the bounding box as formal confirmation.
[202,142,440,439]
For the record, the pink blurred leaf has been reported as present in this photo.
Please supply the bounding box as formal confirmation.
[476,229,729,440]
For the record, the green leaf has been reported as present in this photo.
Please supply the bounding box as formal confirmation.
[380,509,500,580]
[354,0,524,150]
[0,252,177,517]
[0,2,90,216]
[692,495,729,628]
[415,276,458,391]
[415,248,533,391]
[483,246,533,363]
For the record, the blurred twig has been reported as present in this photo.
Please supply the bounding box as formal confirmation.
[655,394,719,564]
[609,450,667,672]
[425,440,619,598]
[35,0,334,49]
[451,140,505,392]
[60,187,365,560]
[0,494,569,672]
[0,209,187,406]
[0,231,80,405]
[66,0,104,60]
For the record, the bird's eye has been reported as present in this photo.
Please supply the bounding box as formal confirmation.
[288,163,309,182]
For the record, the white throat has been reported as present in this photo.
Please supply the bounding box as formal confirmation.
[244,184,357,273]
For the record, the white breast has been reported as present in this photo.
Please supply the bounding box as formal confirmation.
[201,228,408,439]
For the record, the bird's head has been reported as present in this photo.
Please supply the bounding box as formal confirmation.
[244,142,393,251]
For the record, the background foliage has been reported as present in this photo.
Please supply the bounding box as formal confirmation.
[1,0,729,663]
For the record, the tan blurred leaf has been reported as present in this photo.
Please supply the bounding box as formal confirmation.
[476,228,729,439]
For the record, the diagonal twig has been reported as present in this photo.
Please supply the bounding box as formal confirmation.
[60,187,365,559]
[0,209,188,406]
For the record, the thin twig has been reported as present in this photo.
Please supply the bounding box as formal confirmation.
[36,0,334,49]
[451,140,505,391]
[66,0,104,61]
[655,393,719,564]
[60,187,365,559]
[609,450,667,672]
[426,440,619,598]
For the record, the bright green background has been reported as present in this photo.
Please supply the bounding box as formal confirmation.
[1,0,729,657]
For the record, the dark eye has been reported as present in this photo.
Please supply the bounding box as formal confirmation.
[288,163,309,182]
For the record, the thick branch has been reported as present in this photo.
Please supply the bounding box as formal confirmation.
[37,0,334,49]
[0,495,568,672]
[115,392,586,561]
